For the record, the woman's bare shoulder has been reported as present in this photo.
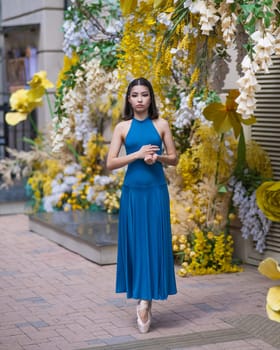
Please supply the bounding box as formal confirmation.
[113,120,132,140]
[114,119,131,130]
[155,117,170,128]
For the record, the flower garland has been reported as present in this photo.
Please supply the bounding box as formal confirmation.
[131,0,280,118]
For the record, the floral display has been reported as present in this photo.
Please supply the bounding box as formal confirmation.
[5,71,54,126]
[1,0,280,278]
[119,0,280,118]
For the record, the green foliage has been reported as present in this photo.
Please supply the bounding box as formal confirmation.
[79,41,119,69]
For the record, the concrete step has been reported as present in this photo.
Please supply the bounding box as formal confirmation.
[29,211,118,265]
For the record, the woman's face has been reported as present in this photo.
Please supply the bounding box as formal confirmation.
[128,85,151,116]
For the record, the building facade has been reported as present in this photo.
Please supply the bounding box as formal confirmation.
[0,0,64,154]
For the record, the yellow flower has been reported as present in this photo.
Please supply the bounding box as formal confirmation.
[16,89,42,112]
[28,70,54,90]
[179,244,186,251]
[178,235,187,244]
[259,258,280,322]
[5,89,43,126]
[256,181,280,222]
[5,71,53,126]
[203,90,256,138]
[173,244,179,252]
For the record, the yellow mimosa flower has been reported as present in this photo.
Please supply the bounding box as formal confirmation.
[179,244,186,251]
[178,235,187,244]
[173,244,179,252]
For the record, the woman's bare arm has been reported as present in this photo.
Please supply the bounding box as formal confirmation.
[155,119,178,166]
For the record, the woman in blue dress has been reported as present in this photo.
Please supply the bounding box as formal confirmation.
[107,78,177,333]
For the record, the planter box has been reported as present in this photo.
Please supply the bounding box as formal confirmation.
[29,211,118,265]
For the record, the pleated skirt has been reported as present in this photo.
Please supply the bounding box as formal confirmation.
[116,183,177,300]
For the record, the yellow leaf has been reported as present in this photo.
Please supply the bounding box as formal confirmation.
[229,111,242,138]
[120,0,137,15]
[258,257,280,280]
[203,103,227,133]
[225,89,239,110]
[5,112,28,126]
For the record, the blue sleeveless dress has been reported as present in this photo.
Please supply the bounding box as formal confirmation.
[116,117,177,300]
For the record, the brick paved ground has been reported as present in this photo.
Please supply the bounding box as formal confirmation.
[0,214,278,350]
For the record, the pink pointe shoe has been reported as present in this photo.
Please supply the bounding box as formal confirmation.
[136,300,152,333]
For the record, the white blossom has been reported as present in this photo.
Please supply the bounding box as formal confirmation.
[95,191,107,207]
[273,27,280,56]
[251,30,275,73]
[64,163,81,175]
[86,186,95,202]
[236,63,260,117]
[51,116,72,153]
[190,1,219,35]
[43,194,62,212]
[157,13,172,28]
[94,175,114,186]
[219,3,237,47]
[173,93,210,130]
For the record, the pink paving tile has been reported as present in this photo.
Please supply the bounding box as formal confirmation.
[0,215,277,350]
